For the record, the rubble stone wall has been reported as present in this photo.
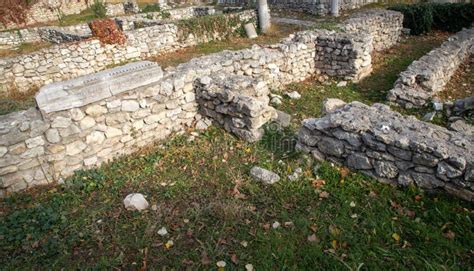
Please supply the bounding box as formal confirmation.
[342,9,403,51]
[297,101,474,201]
[0,21,403,195]
[388,28,474,108]
[0,10,256,95]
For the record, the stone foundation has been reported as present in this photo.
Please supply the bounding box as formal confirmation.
[296,100,474,201]
[388,28,474,108]
[196,73,277,142]
[342,9,403,51]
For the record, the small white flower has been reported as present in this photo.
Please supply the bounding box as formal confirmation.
[240,240,248,247]
[216,261,226,268]
[350,201,356,207]
[351,214,358,219]
[272,221,281,229]
[158,227,168,236]
[245,263,254,271]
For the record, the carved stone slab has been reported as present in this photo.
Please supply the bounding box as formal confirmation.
[36,61,163,113]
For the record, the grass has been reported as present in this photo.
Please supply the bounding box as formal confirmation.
[0,42,52,58]
[1,30,473,269]
[276,31,450,127]
[0,87,37,115]
[1,127,472,269]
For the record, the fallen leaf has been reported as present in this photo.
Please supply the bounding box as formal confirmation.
[319,191,330,199]
[312,179,326,189]
[331,240,338,249]
[369,191,377,198]
[231,254,238,264]
[309,224,318,232]
[329,225,341,237]
[307,234,319,242]
[415,195,423,201]
[339,167,350,178]
[443,230,455,240]
[392,233,401,242]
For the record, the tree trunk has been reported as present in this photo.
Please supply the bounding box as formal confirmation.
[257,0,271,34]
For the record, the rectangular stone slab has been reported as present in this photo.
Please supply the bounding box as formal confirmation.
[35,61,163,113]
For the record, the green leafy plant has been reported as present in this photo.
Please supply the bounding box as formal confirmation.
[91,0,107,19]
[141,3,161,13]
[389,3,474,35]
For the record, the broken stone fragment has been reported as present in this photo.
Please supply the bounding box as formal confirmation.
[123,193,149,211]
[250,166,280,185]
[322,98,346,115]
[285,91,301,100]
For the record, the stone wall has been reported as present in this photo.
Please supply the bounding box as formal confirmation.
[0,18,404,195]
[342,9,403,51]
[0,10,256,95]
[388,28,474,108]
[196,72,277,142]
[218,0,379,15]
[296,100,473,201]
[1,0,90,31]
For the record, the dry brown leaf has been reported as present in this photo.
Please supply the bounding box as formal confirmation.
[230,254,238,264]
[339,167,350,178]
[319,191,330,199]
[443,230,455,240]
[312,179,326,189]
[307,234,319,242]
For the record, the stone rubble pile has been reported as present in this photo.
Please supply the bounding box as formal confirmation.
[388,28,474,108]
[196,73,277,142]
[297,99,474,201]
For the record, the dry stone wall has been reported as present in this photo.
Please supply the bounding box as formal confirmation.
[196,72,277,142]
[388,28,474,108]
[296,100,474,201]
[0,11,405,196]
[342,9,403,51]
[0,10,256,95]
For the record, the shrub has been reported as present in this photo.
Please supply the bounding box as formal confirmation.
[389,3,474,35]
[0,0,37,27]
[389,4,433,35]
[431,3,474,33]
[91,0,107,19]
[89,18,127,45]
[141,3,161,13]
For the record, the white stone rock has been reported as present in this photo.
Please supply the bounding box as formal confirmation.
[158,227,168,236]
[51,116,72,128]
[250,166,280,184]
[105,127,122,138]
[286,91,301,100]
[322,98,346,115]
[45,129,61,143]
[86,131,105,144]
[336,81,347,87]
[66,140,87,156]
[25,136,44,148]
[122,100,140,112]
[70,108,85,121]
[85,105,107,117]
[123,193,149,211]
[80,116,96,130]
[0,147,7,157]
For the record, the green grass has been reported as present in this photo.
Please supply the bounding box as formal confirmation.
[277,32,449,126]
[1,31,471,269]
[56,9,96,26]
[1,127,472,269]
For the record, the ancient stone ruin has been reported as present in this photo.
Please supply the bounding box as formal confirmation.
[388,28,474,108]
[296,100,473,201]
[0,9,405,196]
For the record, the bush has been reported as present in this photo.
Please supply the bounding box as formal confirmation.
[141,4,161,13]
[431,3,474,33]
[389,3,474,35]
[91,0,107,19]
[389,4,433,35]
[89,18,127,45]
